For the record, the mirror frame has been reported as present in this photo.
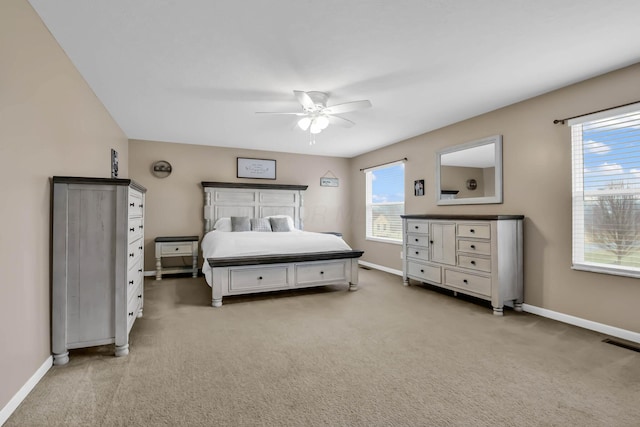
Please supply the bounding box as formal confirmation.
[436,135,503,205]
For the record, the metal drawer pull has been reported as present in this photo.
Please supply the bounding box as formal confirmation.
[128,312,134,316]
[129,253,134,257]
[470,245,476,249]
[175,247,179,251]
[129,227,135,232]
[258,276,263,280]
[139,204,143,208]
[320,271,324,274]
[139,246,143,250]
[470,260,476,265]
[129,280,134,285]
[129,203,135,207]
[414,225,419,229]
[420,269,424,273]
[138,269,142,273]
[139,225,143,229]
[138,295,142,299]
[430,240,434,244]
[415,238,419,242]
[470,229,475,233]
[463,279,468,284]
[415,251,419,255]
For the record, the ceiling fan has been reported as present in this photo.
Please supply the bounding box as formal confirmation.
[256,91,372,143]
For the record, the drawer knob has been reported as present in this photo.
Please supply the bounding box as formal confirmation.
[129,312,134,316]
[175,247,179,251]
[129,227,135,232]
[470,229,475,233]
[415,238,419,242]
[414,226,419,229]
[420,269,424,273]
[138,269,142,273]
[470,260,476,265]
[463,279,468,284]
[258,276,263,280]
[430,240,434,244]
[320,271,324,275]
[415,251,419,255]
[139,225,144,229]
[129,253,134,258]
[138,295,142,299]
[139,204,143,208]
[129,280,134,285]
[470,245,476,249]
[129,202,135,207]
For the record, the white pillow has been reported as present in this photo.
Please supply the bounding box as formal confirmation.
[265,215,296,230]
[213,217,232,231]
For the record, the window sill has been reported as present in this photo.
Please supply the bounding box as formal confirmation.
[366,236,403,245]
[572,263,640,279]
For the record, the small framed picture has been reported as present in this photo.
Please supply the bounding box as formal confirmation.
[111,149,119,178]
[237,157,276,180]
[414,179,425,196]
[320,177,339,187]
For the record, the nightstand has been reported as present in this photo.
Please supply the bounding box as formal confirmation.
[154,236,199,280]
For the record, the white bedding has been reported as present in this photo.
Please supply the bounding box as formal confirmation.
[201,230,352,285]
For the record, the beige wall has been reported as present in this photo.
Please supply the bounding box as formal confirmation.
[440,165,486,198]
[129,140,352,271]
[351,63,640,333]
[0,0,128,410]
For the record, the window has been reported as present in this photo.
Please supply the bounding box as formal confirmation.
[570,103,640,278]
[365,161,405,243]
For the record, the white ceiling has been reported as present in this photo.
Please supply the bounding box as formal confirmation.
[29,0,640,158]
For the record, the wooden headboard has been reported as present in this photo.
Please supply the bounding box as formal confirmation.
[201,182,308,234]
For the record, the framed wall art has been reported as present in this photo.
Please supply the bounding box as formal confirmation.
[237,157,276,180]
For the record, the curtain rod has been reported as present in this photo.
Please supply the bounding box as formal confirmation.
[359,158,407,172]
[553,100,640,124]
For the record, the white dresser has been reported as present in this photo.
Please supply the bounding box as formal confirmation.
[402,214,524,315]
[51,177,146,365]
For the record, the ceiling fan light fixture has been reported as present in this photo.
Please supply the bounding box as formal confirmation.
[297,117,312,131]
[315,114,329,130]
[310,119,323,134]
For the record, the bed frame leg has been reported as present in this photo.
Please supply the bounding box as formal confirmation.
[348,259,359,291]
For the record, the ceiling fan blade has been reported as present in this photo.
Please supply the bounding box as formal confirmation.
[328,115,355,128]
[255,111,306,116]
[294,90,316,110]
[324,100,372,115]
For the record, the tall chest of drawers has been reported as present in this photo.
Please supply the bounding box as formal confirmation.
[402,214,524,315]
[51,177,146,365]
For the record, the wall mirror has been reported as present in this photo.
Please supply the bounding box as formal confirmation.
[436,135,503,205]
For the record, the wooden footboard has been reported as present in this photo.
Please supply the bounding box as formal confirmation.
[207,250,364,307]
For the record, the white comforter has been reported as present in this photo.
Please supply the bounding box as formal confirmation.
[201,230,352,285]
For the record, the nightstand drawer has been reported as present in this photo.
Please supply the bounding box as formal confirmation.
[161,243,194,256]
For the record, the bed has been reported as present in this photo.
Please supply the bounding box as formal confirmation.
[201,182,364,307]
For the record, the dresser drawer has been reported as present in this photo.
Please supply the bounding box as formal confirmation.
[127,239,144,266]
[128,191,144,218]
[128,217,144,242]
[444,269,491,296]
[296,261,347,285]
[406,220,429,234]
[127,258,143,287]
[160,243,194,256]
[457,239,491,256]
[127,294,141,333]
[457,254,491,273]
[407,261,441,284]
[407,234,430,248]
[229,265,290,293]
[457,223,490,239]
[406,245,428,261]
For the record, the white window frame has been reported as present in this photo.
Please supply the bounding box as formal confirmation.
[364,160,405,245]
[569,102,640,278]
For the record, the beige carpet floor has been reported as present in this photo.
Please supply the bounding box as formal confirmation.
[6,268,640,426]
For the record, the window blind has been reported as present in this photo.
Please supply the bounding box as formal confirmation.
[365,161,405,242]
[570,102,640,277]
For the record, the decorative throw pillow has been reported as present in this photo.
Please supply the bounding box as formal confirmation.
[231,216,251,232]
[269,217,291,232]
[213,217,232,231]
[250,217,272,232]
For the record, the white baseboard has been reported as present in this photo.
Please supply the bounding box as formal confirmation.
[0,355,52,426]
[357,262,639,344]
[522,304,640,344]
[358,260,403,277]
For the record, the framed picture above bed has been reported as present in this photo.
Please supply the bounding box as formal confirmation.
[237,157,276,180]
